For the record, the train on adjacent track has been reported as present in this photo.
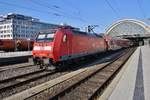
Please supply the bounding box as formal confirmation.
[32,26,132,69]
[0,39,34,51]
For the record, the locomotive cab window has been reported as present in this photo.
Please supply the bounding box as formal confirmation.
[36,31,55,42]
[36,34,46,42]
[46,33,55,41]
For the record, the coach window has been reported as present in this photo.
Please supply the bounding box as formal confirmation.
[63,34,67,42]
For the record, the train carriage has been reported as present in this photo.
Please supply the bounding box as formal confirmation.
[104,35,131,50]
[0,39,33,51]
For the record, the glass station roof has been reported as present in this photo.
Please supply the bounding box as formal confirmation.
[106,19,150,37]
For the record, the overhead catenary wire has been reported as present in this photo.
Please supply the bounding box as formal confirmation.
[113,0,123,17]
[136,0,146,18]
[29,0,73,17]
[0,1,87,23]
[58,0,89,23]
[61,0,107,31]
[0,1,58,16]
[52,4,83,22]
[60,0,81,14]
[29,0,88,23]
[104,0,121,18]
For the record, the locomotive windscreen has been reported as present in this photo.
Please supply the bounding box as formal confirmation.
[36,31,55,42]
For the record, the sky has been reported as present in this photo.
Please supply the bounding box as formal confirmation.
[0,0,150,33]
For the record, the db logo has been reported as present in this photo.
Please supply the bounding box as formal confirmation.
[40,47,44,50]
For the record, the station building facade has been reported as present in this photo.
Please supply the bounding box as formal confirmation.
[0,13,59,40]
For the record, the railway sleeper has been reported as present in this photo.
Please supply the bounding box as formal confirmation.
[88,78,106,84]
[66,81,102,99]
[96,72,111,77]
[60,92,81,100]
[68,87,94,99]
[74,90,93,99]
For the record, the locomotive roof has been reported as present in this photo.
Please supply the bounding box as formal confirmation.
[40,29,57,33]
[39,26,103,38]
[72,30,103,38]
[39,25,79,33]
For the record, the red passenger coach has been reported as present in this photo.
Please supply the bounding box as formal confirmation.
[32,26,107,69]
[104,35,132,50]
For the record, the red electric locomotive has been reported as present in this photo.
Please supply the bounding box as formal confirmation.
[32,26,107,69]
[32,26,132,69]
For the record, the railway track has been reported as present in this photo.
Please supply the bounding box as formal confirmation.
[0,69,64,99]
[3,47,136,100]
[0,57,91,99]
[0,69,55,92]
[49,48,136,100]
[0,64,45,82]
[0,62,33,72]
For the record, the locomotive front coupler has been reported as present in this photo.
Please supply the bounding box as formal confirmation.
[43,58,56,70]
[43,58,50,65]
[32,57,40,65]
[32,57,46,69]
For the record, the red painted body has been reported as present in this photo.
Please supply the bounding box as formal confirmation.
[104,35,131,50]
[32,27,107,64]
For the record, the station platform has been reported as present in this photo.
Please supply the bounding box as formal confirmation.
[100,46,150,100]
[0,51,32,58]
[0,51,32,66]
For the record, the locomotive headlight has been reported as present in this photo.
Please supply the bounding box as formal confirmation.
[33,46,40,50]
[44,46,52,50]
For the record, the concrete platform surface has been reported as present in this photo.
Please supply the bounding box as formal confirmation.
[108,46,150,100]
[0,51,32,58]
